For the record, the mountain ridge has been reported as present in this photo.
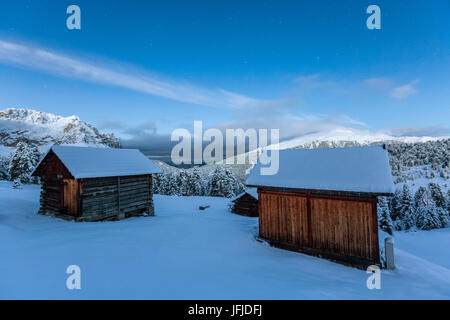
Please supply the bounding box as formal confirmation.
[0,108,120,155]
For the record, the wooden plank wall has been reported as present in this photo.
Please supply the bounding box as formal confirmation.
[118,175,151,216]
[259,192,309,247]
[80,175,152,221]
[259,190,379,264]
[81,176,119,220]
[310,198,378,261]
[231,193,259,217]
[39,179,63,215]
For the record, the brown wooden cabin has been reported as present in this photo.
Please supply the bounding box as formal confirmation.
[32,146,162,222]
[230,188,258,217]
[246,145,394,268]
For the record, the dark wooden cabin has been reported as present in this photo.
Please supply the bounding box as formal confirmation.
[32,146,162,222]
[246,145,394,268]
[230,188,258,217]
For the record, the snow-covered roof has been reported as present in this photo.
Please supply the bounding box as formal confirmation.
[246,145,394,194]
[232,187,259,201]
[246,188,259,199]
[34,145,162,179]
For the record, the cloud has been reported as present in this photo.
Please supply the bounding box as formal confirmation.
[123,121,157,136]
[363,78,394,91]
[216,113,368,141]
[98,119,126,130]
[0,38,282,110]
[390,80,419,99]
[387,125,450,137]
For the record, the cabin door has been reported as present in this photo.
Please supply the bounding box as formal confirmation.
[62,179,79,216]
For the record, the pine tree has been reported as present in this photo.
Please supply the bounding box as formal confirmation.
[414,187,446,230]
[156,172,169,195]
[436,206,449,228]
[8,142,41,184]
[397,184,415,230]
[0,157,9,180]
[389,189,402,222]
[447,190,450,215]
[377,197,394,235]
[152,173,162,194]
[166,171,181,195]
[414,186,430,208]
[209,166,244,198]
[177,170,191,196]
[427,183,449,228]
[187,168,205,196]
[416,205,442,230]
[428,183,446,208]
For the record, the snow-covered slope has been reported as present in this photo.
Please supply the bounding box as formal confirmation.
[0,108,119,156]
[278,128,447,150]
[0,181,449,299]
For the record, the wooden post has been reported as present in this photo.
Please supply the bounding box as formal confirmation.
[117,176,122,217]
[385,237,395,270]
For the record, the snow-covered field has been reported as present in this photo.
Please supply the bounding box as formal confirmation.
[0,181,449,299]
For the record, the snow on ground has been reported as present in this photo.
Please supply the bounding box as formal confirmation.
[394,165,449,193]
[0,181,449,299]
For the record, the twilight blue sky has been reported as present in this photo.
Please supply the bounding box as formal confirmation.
[0,0,449,153]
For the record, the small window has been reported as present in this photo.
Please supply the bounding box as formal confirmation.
[57,175,63,179]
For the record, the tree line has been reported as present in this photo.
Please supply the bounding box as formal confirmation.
[378,183,450,234]
[152,166,245,198]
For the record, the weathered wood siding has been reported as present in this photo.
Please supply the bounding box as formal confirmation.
[310,197,378,261]
[118,175,152,217]
[39,179,63,215]
[259,189,379,266]
[231,193,259,217]
[36,151,74,217]
[80,176,119,220]
[259,192,309,247]
[36,151,73,180]
[80,175,153,221]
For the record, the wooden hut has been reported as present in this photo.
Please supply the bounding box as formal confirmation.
[246,145,394,268]
[32,146,162,222]
[230,188,259,217]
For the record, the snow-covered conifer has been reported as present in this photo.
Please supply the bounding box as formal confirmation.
[414,186,430,208]
[416,205,442,230]
[389,189,402,222]
[8,142,41,184]
[397,184,415,230]
[428,183,446,209]
[187,168,205,196]
[447,190,450,215]
[377,197,394,235]
[209,166,244,198]
[0,157,9,180]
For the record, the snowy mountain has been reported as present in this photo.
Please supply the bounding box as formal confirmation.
[0,108,119,156]
[278,128,446,150]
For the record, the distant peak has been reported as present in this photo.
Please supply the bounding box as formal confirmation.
[0,107,120,149]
